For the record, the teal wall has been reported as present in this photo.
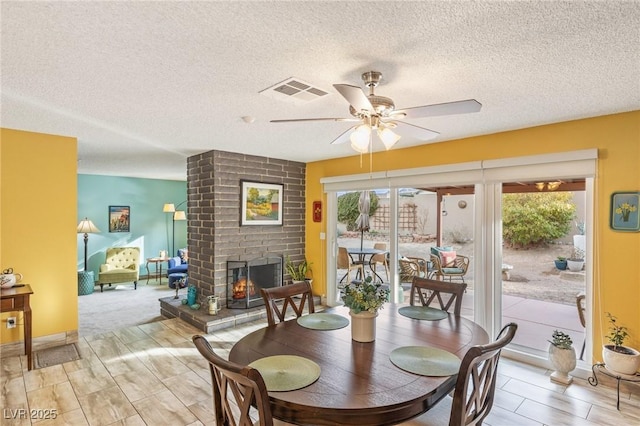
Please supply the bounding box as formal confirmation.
[77,174,187,277]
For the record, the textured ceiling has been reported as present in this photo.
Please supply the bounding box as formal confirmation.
[2,1,639,181]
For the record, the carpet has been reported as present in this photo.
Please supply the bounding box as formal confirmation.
[35,343,81,369]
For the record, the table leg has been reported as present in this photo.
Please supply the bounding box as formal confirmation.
[158,264,163,285]
[146,261,151,284]
[25,304,32,371]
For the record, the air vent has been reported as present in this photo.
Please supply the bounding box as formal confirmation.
[260,77,329,104]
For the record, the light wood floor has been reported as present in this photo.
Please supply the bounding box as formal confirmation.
[1,317,639,426]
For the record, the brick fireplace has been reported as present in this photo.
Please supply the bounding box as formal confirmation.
[160,150,306,331]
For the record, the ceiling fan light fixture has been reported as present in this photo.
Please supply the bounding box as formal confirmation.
[350,125,371,153]
[378,127,400,150]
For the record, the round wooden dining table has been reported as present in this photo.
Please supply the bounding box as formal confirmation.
[229,304,489,426]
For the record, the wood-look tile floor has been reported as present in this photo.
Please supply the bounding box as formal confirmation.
[1,317,639,426]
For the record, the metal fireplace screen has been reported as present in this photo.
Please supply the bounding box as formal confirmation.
[227,256,283,309]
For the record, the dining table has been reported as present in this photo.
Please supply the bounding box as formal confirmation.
[229,304,490,426]
[346,247,388,282]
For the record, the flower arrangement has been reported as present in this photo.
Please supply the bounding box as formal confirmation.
[339,274,390,314]
[548,330,573,350]
[615,201,637,222]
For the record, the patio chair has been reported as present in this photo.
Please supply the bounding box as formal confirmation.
[371,242,390,281]
[430,247,469,283]
[399,256,429,283]
[337,247,364,283]
[576,292,586,360]
[260,281,315,326]
[192,335,293,426]
[410,277,467,316]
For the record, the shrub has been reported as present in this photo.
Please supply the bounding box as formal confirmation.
[502,192,576,248]
[337,192,379,231]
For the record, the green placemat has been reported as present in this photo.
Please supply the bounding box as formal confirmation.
[390,346,461,376]
[297,313,349,330]
[249,355,321,391]
[398,306,448,321]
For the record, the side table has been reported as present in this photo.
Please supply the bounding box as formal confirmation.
[145,257,168,284]
[78,271,95,295]
[1,284,34,370]
[588,362,640,410]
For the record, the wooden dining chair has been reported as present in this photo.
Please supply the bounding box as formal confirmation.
[192,335,277,426]
[337,247,364,283]
[403,323,518,426]
[260,281,315,326]
[410,277,467,316]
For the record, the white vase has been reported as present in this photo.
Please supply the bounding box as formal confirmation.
[349,310,377,342]
[602,345,640,375]
[548,344,576,384]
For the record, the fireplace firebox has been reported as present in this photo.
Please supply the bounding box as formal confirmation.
[227,256,283,309]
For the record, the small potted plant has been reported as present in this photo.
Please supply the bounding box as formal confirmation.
[554,256,567,270]
[338,274,390,342]
[547,330,576,384]
[602,312,640,375]
[285,255,312,284]
[567,247,585,272]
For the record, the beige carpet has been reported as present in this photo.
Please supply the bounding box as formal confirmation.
[78,278,177,337]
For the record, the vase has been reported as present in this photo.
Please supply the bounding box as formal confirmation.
[602,344,640,375]
[548,344,576,385]
[349,310,377,342]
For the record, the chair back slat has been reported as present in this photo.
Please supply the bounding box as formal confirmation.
[261,281,315,326]
[449,323,518,426]
[410,277,467,316]
[192,335,274,426]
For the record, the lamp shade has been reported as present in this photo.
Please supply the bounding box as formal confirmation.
[77,218,100,234]
[174,210,187,221]
[378,128,401,150]
[163,203,176,213]
[350,125,371,153]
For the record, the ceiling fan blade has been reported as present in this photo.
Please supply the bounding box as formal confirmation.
[271,117,360,123]
[395,99,482,120]
[391,121,440,141]
[330,126,357,145]
[333,84,374,113]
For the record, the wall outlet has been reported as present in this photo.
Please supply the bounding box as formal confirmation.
[7,317,17,329]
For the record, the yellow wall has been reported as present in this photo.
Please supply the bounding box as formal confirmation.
[306,111,640,358]
[1,128,78,343]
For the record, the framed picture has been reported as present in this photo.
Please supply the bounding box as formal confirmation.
[610,192,639,232]
[109,205,130,233]
[241,180,283,226]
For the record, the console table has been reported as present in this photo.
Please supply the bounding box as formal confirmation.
[588,363,640,410]
[1,284,34,370]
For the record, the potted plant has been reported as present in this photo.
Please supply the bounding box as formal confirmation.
[602,313,640,375]
[554,256,568,270]
[339,274,390,342]
[547,330,576,384]
[285,256,312,284]
[567,247,585,272]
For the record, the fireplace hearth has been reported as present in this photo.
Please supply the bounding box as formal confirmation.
[227,256,283,309]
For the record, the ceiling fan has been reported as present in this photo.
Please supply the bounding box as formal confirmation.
[271,71,482,153]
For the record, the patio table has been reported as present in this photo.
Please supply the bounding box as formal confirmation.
[229,304,489,425]
[347,247,388,282]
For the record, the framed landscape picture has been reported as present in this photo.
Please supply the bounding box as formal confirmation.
[241,180,283,226]
[610,192,639,232]
[109,205,130,232]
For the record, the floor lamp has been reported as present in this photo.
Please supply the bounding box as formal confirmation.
[77,217,101,271]
[163,201,187,255]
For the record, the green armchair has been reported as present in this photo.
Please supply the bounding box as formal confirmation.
[97,247,140,292]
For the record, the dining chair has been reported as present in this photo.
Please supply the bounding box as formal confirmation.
[337,247,365,283]
[371,242,390,281]
[403,323,518,426]
[576,292,586,360]
[192,335,279,426]
[260,281,315,326]
[410,277,467,316]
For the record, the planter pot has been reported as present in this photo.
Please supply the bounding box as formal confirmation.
[349,310,377,342]
[554,260,567,270]
[602,344,640,375]
[548,344,577,384]
[567,259,584,272]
